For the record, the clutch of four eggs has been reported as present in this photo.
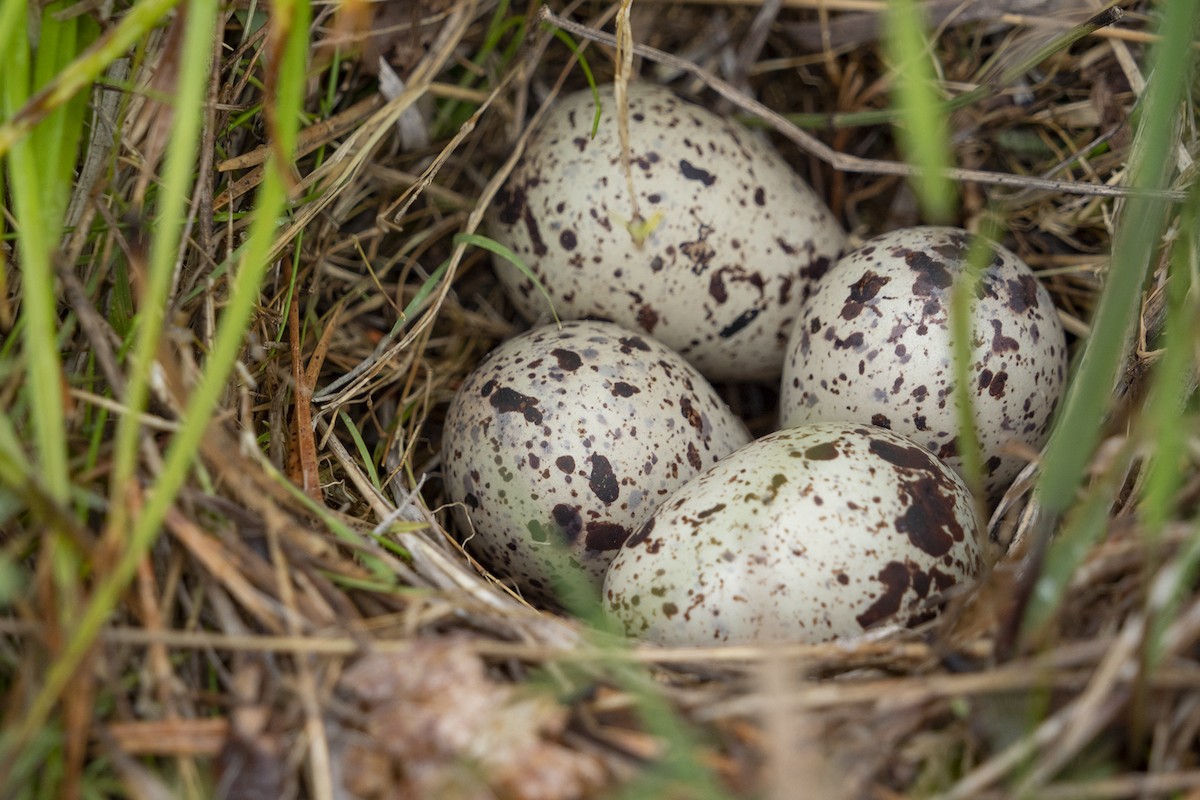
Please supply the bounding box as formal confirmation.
[440,82,1067,644]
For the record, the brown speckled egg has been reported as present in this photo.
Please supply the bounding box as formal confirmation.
[780,226,1068,496]
[602,423,983,645]
[442,320,751,602]
[489,82,847,382]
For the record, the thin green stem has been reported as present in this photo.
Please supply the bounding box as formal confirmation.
[1022,0,1200,641]
[0,0,184,158]
[883,0,956,222]
[0,0,224,771]
[2,0,68,504]
[107,0,216,559]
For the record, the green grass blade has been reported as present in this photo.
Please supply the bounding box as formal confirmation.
[949,220,1007,504]
[400,257,451,322]
[2,0,68,503]
[454,232,560,323]
[1,0,225,767]
[107,0,223,550]
[547,28,601,136]
[340,410,382,491]
[33,2,98,220]
[1022,449,1132,637]
[882,0,956,222]
[0,0,183,158]
[780,8,1125,132]
[1142,192,1200,666]
[1139,196,1199,541]
[433,1,525,136]
[1022,0,1200,639]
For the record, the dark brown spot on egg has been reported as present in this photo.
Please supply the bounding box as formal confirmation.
[932,232,970,260]
[841,271,890,320]
[754,187,766,206]
[680,397,704,431]
[909,566,934,598]
[937,438,960,459]
[637,305,659,332]
[625,517,655,547]
[870,438,938,471]
[618,336,651,353]
[872,414,891,429]
[990,319,1020,353]
[496,184,525,225]
[662,602,679,618]
[805,442,839,460]
[832,331,865,350]
[907,250,954,296]
[585,521,631,551]
[612,381,640,398]
[679,159,716,185]
[709,272,728,303]
[930,565,958,591]
[490,387,543,424]
[550,348,582,371]
[1007,274,1040,314]
[856,561,910,628]
[552,504,583,544]
[587,455,619,504]
[800,255,833,283]
[686,442,702,470]
[779,276,794,305]
[559,230,577,251]
[555,455,575,473]
[719,308,760,338]
[895,478,964,557]
[988,371,1009,398]
[522,205,547,256]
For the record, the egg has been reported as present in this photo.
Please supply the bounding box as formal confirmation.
[442,320,751,602]
[489,82,847,382]
[780,226,1068,496]
[602,423,983,646]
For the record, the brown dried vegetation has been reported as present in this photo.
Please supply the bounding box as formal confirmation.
[3,0,1200,798]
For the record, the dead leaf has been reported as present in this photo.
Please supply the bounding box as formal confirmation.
[339,639,607,800]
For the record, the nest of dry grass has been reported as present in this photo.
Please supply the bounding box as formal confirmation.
[5,0,1200,797]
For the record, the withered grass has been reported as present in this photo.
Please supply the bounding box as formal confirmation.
[2,0,1198,798]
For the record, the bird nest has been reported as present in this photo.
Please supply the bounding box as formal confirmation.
[3,1,1199,798]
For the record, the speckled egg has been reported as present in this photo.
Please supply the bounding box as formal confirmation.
[603,423,983,645]
[489,82,847,382]
[780,226,1068,496]
[442,320,751,602]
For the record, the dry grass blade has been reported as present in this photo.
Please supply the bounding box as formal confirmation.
[4,0,1200,797]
